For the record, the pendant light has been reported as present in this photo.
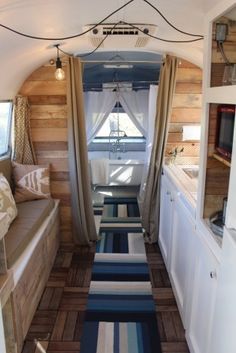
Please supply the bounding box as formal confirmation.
[54,44,65,81]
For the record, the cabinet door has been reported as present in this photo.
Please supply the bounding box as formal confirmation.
[169,193,195,327]
[186,234,218,353]
[209,228,236,353]
[159,174,175,270]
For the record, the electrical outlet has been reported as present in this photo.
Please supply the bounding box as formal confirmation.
[215,23,228,42]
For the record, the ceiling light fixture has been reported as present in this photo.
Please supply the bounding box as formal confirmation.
[54,44,65,81]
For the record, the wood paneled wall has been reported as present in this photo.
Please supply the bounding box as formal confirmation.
[165,59,202,165]
[19,57,202,242]
[211,18,236,87]
[20,65,72,243]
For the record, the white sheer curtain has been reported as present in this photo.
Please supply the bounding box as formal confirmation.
[146,85,158,162]
[84,91,117,144]
[139,85,158,210]
[119,90,149,137]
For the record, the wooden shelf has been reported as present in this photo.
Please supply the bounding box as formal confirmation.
[213,153,231,167]
[206,86,236,105]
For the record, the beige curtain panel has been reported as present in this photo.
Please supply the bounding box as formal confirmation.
[142,55,178,243]
[13,95,37,164]
[67,56,97,245]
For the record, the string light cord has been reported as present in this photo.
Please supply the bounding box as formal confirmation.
[58,23,121,58]
[0,0,203,43]
[79,22,119,57]
[120,21,203,43]
[0,0,135,41]
[143,0,203,38]
[58,18,204,60]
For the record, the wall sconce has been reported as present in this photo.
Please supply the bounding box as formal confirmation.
[54,44,65,81]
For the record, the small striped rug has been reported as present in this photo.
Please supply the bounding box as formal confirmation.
[81,196,162,353]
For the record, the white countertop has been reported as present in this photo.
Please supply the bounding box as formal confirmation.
[163,164,198,206]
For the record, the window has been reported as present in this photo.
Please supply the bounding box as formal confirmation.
[96,112,143,138]
[88,104,146,152]
[0,101,12,157]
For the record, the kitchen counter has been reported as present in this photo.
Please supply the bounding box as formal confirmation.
[163,164,198,217]
[164,164,223,254]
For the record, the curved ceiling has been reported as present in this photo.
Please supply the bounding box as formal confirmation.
[83,51,162,91]
[0,0,221,99]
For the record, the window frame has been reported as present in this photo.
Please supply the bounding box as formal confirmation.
[95,104,144,139]
[88,136,146,152]
[0,100,13,159]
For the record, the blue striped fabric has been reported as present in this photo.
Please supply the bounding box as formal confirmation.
[101,217,141,223]
[94,209,103,215]
[103,199,140,218]
[92,262,150,281]
[87,294,155,312]
[100,224,143,232]
[104,197,138,204]
[80,316,160,353]
[80,196,162,353]
[96,232,129,253]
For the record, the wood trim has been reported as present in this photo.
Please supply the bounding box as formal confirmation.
[212,153,231,167]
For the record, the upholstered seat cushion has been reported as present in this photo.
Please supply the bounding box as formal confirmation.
[5,199,55,268]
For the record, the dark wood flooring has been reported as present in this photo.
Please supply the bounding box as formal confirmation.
[22,243,189,353]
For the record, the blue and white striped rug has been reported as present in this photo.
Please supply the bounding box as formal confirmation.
[81,196,162,353]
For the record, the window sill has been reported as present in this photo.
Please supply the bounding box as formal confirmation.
[0,153,11,162]
[88,139,146,152]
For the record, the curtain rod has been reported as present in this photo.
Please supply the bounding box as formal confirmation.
[84,80,158,85]
[80,60,162,64]
[84,87,155,91]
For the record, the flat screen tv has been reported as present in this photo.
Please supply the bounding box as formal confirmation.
[216,105,235,160]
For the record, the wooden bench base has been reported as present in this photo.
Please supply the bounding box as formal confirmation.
[1,200,60,353]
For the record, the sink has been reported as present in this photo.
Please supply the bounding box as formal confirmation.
[182,167,199,179]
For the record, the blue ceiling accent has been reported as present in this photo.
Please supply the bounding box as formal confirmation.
[83,51,162,91]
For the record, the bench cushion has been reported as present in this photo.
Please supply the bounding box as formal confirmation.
[5,199,55,268]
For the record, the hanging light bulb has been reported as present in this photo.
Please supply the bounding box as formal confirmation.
[54,44,65,81]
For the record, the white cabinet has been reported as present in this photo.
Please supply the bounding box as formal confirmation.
[186,231,219,353]
[169,192,195,328]
[209,228,236,353]
[159,173,175,271]
[159,171,196,328]
[159,168,221,353]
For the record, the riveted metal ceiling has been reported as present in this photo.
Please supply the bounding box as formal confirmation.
[83,51,162,91]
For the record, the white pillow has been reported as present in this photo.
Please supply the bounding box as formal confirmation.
[0,173,18,227]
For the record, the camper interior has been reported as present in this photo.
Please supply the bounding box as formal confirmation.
[0,0,236,353]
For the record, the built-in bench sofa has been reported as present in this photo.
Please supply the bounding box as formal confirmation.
[0,158,60,353]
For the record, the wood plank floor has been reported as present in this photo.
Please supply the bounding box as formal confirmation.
[146,243,190,353]
[22,243,189,353]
